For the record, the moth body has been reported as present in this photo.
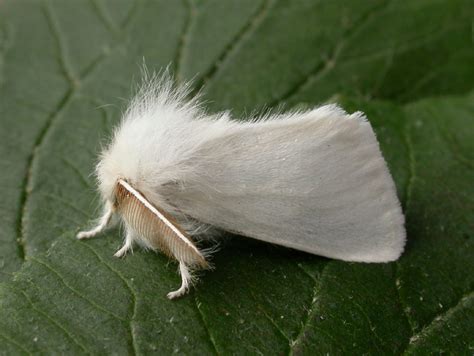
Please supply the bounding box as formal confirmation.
[77,73,405,299]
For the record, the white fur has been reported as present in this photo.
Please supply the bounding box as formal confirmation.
[95,73,405,264]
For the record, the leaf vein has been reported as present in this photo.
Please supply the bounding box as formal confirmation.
[0,332,33,355]
[404,291,474,352]
[16,89,75,261]
[17,289,90,353]
[90,0,120,34]
[272,0,394,106]
[30,256,126,322]
[347,295,385,350]
[394,119,419,336]
[246,287,291,352]
[369,46,396,98]
[433,111,474,171]
[79,0,142,81]
[288,263,328,355]
[194,296,219,355]
[78,241,139,355]
[16,0,143,262]
[196,0,275,92]
[42,193,92,219]
[16,0,81,262]
[342,23,464,66]
[257,303,291,349]
[174,0,195,83]
[42,0,78,86]
[403,116,416,214]
[59,157,93,189]
[120,0,142,29]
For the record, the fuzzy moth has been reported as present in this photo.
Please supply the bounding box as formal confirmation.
[77,73,405,299]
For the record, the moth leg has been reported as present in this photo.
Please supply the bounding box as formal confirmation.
[167,261,192,300]
[114,229,134,258]
[77,201,114,239]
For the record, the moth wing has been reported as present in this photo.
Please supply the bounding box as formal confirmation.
[172,105,405,262]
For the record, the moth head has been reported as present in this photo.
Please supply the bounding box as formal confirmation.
[96,143,139,204]
[95,124,145,203]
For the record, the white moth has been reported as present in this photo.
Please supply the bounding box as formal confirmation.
[77,73,405,299]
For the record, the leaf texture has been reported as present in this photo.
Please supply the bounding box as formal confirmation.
[0,0,472,354]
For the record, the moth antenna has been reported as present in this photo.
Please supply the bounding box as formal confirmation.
[113,179,209,297]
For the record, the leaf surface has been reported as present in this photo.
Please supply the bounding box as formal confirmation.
[0,0,472,354]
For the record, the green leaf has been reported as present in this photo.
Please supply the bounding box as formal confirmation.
[0,0,472,354]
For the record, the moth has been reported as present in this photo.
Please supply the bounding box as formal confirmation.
[78,73,405,299]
